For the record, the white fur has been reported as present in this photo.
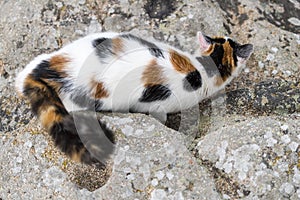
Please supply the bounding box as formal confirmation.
[15,54,52,94]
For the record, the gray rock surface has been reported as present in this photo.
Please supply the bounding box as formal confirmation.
[0,113,220,199]
[0,0,299,199]
[96,113,220,199]
[197,114,300,199]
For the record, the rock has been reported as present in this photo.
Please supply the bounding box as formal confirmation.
[196,114,300,199]
[0,113,221,199]
[226,79,300,115]
[0,0,299,199]
[92,113,221,199]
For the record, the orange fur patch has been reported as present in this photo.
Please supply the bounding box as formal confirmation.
[39,106,63,130]
[71,147,86,162]
[169,49,196,74]
[112,38,124,54]
[24,75,49,95]
[142,59,166,87]
[44,54,71,91]
[90,80,109,99]
[49,54,70,75]
[222,42,235,72]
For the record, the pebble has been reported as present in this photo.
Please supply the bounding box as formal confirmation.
[288,142,299,152]
[87,19,102,34]
[151,178,159,186]
[24,141,32,148]
[266,137,277,147]
[75,29,84,36]
[278,162,289,172]
[166,172,174,180]
[223,194,231,199]
[173,192,184,200]
[180,17,187,21]
[146,125,155,132]
[258,61,265,69]
[288,17,300,26]
[271,47,279,53]
[281,135,291,144]
[266,54,275,61]
[293,169,300,185]
[155,171,165,180]
[78,0,86,5]
[280,182,295,196]
[289,0,300,8]
[283,70,292,77]
[55,2,63,9]
[12,166,22,174]
[264,70,270,76]
[280,124,289,132]
[272,69,278,75]
[126,173,135,180]
[151,189,167,200]
[134,129,144,137]
[188,14,194,19]
[223,162,233,173]
[16,156,23,163]
[121,125,134,136]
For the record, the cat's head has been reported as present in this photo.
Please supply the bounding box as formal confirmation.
[195,31,253,80]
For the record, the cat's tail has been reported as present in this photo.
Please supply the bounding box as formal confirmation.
[15,54,114,165]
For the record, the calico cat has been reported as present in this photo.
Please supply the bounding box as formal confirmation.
[15,31,253,165]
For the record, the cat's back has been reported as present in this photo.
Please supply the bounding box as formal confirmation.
[56,32,171,72]
[16,31,195,113]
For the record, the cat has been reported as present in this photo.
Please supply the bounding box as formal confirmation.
[15,31,253,165]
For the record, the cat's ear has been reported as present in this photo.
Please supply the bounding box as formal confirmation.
[236,44,253,60]
[197,31,213,52]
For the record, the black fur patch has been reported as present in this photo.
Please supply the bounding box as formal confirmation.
[92,38,113,59]
[30,60,70,90]
[72,113,115,164]
[121,34,164,58]
[32,60,61,80]
[212,38,226,44]
[24,88,46,115]
[209,45,232,78]
[227,38,237,48]
[24,81,68,116]
[49,114,115,165]
[227,39,239,67]
[205,35,226,44]
[70,91,103,111]
[92,38,108,47]
[203,35,213,44]
[183,70,202,91]
[139,84,171,102]
[24,61,69,115]
[196,56,219,77]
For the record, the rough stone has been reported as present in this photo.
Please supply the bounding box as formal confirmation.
[0,0,299,199]
[196,115,300,199]
[93,113,220,199]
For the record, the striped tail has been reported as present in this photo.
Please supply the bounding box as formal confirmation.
[16,55,115,165]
